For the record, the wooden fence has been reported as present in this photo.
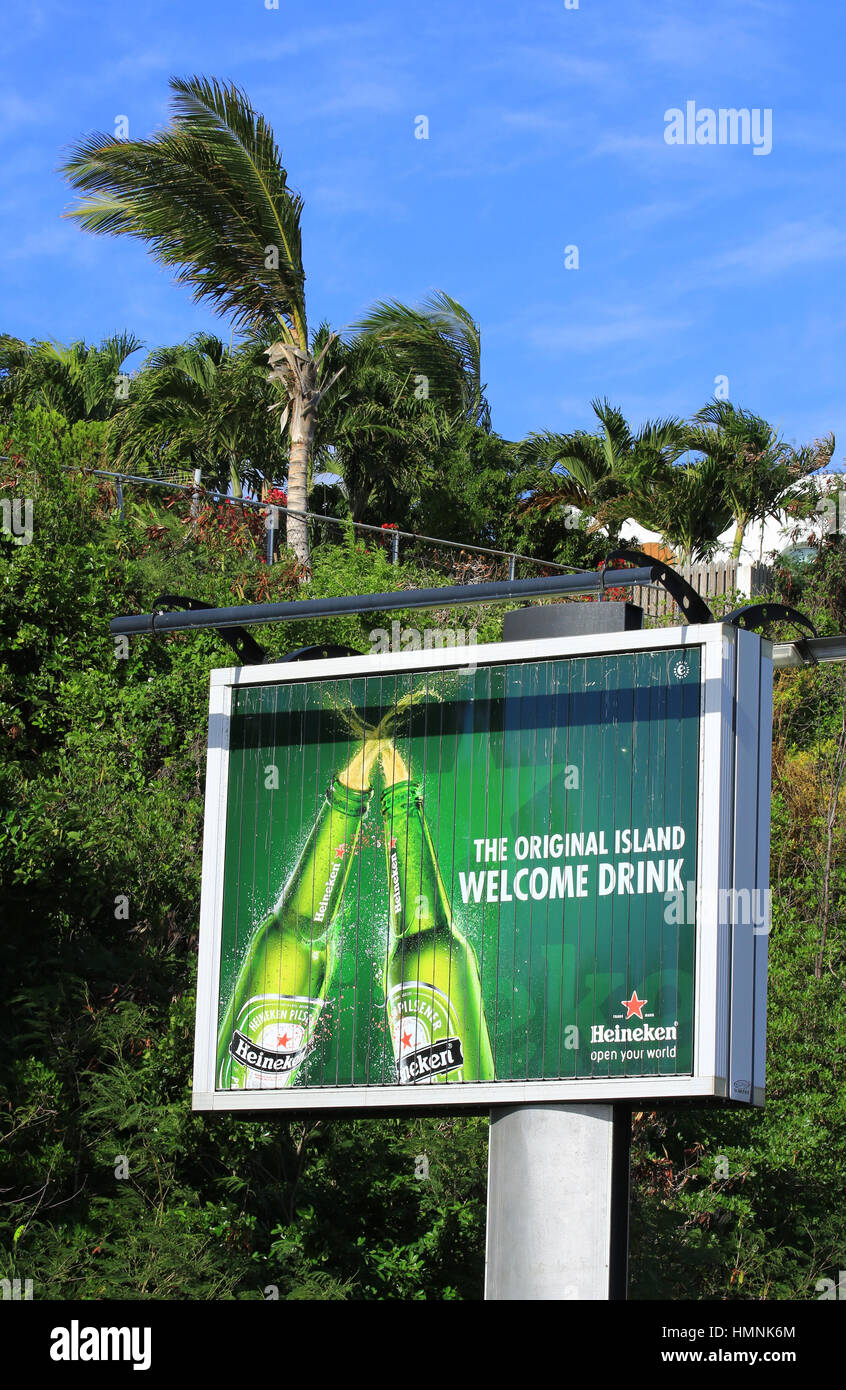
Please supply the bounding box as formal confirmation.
[629,560,773,621]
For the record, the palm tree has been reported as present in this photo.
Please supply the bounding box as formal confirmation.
[518,398,689,545]
[60,77,487,564]
[350,292,490,430]
[0,332,142,422]
[689,401,834,560]
[307,329,455,524]
[60,76,321,559]
[107,334,283,498]
[625,454,734,564]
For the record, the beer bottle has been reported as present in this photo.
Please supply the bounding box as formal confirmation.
[217,742,377,1090]
[380,745,495,1084]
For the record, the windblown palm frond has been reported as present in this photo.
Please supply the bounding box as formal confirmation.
[306,332,453,523]
[689,399,835,558]
[349,291,489,428]
[517,430,610,511]
[60,76,307,346]
[0,331,143,421]
[517,400,689,548]
[107,336,283,495]
[620,453,734,564]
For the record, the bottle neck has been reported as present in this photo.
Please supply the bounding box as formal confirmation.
[380,780,423,819]
[327,776,373,816]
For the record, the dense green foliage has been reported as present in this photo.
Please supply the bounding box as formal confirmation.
[627,546,846,1300]
[1,405,844,1302]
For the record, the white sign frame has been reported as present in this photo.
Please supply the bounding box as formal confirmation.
[192,622,771,1112]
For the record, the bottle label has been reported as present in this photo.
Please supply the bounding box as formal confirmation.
[387,983,465,1084]
[220,995,322,1090]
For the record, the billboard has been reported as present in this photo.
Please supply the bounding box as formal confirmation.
[192,623,771,1111]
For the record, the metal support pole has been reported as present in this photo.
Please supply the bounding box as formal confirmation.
[391,530,399,566]
[191,468,202,519]
[486,1104,630,1300]
[486,601,640,1302]
[116,476,124,523]
[508,554,516,581]
[266,507,279,566]
[111,566,657,639]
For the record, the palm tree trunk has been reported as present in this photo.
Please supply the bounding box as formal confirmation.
[730,518,748,561]
[228,453,242,500]
[286,411,314,563]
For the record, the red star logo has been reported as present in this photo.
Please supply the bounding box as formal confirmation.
[335,843,346,858]
[401,1030,413,1050]
[389,837,397,849]
[277,1033,290,1048]
[621,991,646,1019]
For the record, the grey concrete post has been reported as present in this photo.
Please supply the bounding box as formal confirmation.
[485,1103,630,1300]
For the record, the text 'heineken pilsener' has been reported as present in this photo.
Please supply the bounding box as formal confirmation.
[217,741,377,1089]
[380,741,495,1084]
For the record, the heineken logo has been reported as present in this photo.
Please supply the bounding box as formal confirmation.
[312,858,342,923]
[397,1037,464,1084]
[389,848,402,915]
[589,1021,678,1045]
[620,990,647,1019]
[589,988,680,1065]
[388,984,466,1083]
[229,1029,311,1074]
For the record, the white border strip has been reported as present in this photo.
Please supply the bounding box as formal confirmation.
[192,679,232,1099]
[210,622,726,689]
[193,1075,719,1112]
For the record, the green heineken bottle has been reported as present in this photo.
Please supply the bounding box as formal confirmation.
[380,747,495,1084]
[217,753,375,1091]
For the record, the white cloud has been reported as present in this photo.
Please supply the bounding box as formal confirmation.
[230,21,384,65]
[706,221,846,280]
[500,110,577,137]
[623,194,711,230]
[590,131,665,161]
[310,80,404,117]
[0,94,51,131]
[530,307,692,352]
[493,47,615,86]
[308,179,407,219]
[632,6,785,72]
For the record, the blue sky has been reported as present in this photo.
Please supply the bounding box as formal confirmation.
[1,0,844,460]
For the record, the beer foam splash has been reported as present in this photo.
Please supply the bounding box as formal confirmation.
[322,692,375,741]
[376,682,442,737]
[322,680,442,742]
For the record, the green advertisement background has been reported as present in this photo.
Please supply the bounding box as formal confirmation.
[216,648,700,1088]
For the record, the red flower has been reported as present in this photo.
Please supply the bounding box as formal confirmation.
[381,521,398,530]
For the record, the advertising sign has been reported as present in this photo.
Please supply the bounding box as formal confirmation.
[192,624,771,1111]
